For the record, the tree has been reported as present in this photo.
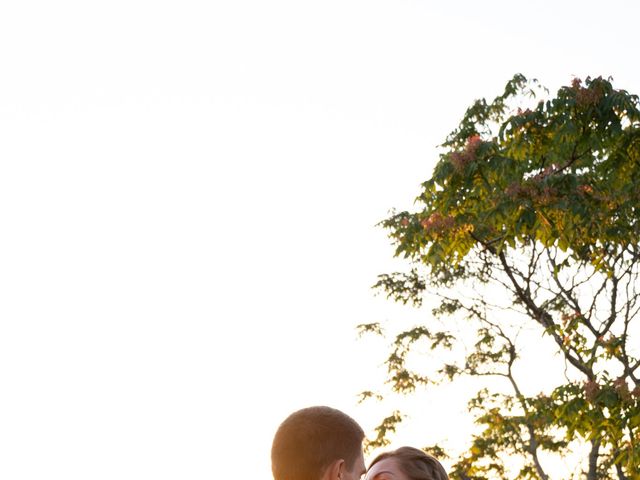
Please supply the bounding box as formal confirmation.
[359,75,640,480]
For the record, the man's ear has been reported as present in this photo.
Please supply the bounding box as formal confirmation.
[323,459,345,480]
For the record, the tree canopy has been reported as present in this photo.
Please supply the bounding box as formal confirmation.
[360,75,640,480]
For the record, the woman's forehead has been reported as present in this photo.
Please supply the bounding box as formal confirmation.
[367,457,401,479]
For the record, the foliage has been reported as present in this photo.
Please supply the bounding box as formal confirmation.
[362,75,640,480]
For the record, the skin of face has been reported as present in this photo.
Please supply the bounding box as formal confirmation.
[365,458,411,480]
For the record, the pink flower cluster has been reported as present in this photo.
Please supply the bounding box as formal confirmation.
[505,181,557,206]
[584,379,599,403]
[420,212,455,234]
[577,184,594,195]
[571,77,603,107]
[450,135,483,172]
[613,377,631,401]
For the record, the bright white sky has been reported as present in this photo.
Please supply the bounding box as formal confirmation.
[1,1,639,479]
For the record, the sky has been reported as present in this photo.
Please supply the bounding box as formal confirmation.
[1,1,640,479]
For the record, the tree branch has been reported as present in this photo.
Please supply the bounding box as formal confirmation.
[497,251,594,380]
[586,438,601,480]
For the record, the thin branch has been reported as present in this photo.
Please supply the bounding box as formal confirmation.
[498,251,594,380]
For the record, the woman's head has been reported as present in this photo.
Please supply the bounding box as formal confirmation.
[366,447,448,480]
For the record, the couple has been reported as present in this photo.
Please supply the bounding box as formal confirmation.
[272,406,448,480]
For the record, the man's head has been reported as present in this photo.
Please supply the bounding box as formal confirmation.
[271,406,366,480]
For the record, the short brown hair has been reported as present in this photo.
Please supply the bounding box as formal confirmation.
[368,446,448,480]
[272,406,365,480]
